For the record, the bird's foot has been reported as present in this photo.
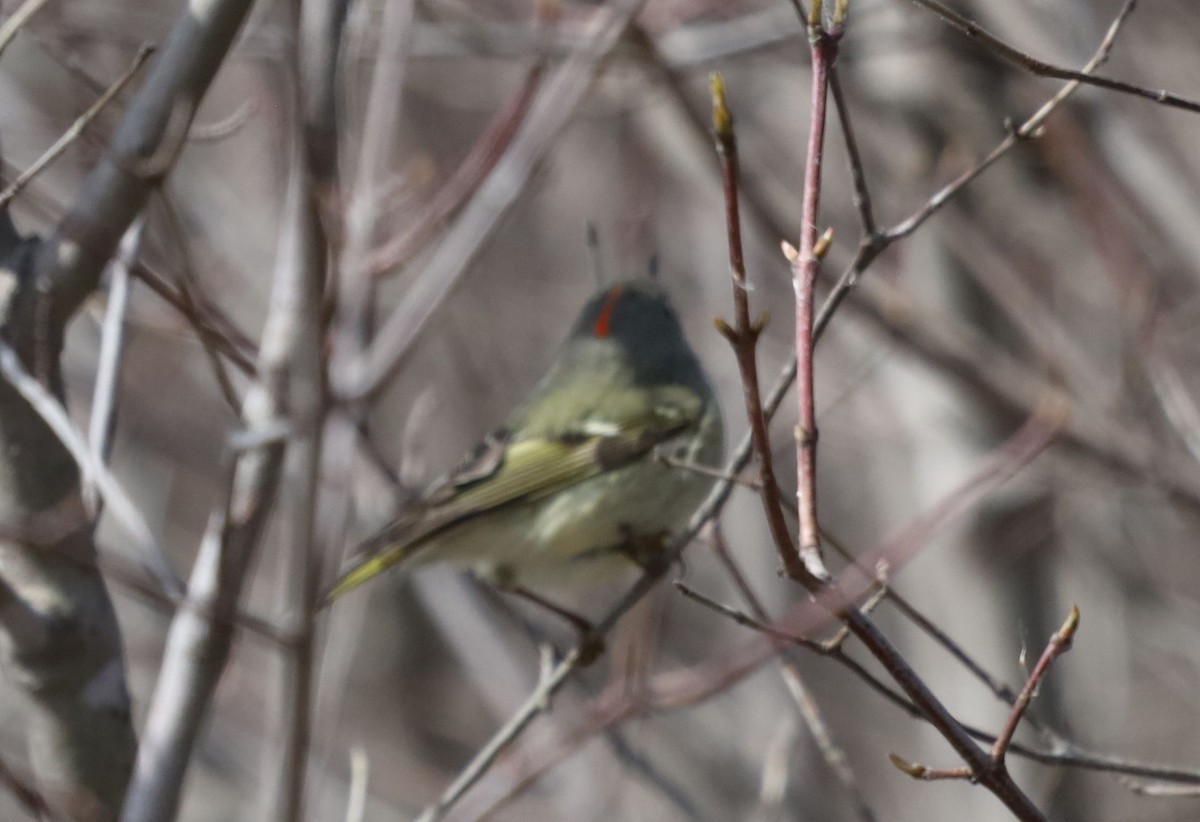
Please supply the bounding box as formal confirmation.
[617,527,673,576]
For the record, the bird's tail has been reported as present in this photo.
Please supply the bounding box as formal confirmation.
[320,539,419,607]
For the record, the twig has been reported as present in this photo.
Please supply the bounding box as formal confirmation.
[758,715,799,820]
[814,0,1138,344]
[365,56,548,277]
[675,582,825,653]
[890,606,1080,782]
[343,748,369,822]
[991,606,1080,766]
[0,45,154,210]
[1120,780,1200,798]
[413,643,591,822]
[905,0,1200,115]
[828,65,875,238]
[0,340,183,596]
[820,531,1029,721]
[311,1,416,817]
[669,581,1200,786]
[90,540,299,647]
[86,215,146,515]
[265,6,329,820]
[0,0,53,60]
[604,728,704,820]
[709,78,877,822]
[118,5,311,811]
[709,74,807,585]
[1146,358,1200,468]
[132,258,258,376]
[338,0,649,400]
[655,451,761,489]
[153,190,245,409]
[34,0,257,333]
[791,2,842,584]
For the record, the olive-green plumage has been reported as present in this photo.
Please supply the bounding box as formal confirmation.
[325,279,723,601]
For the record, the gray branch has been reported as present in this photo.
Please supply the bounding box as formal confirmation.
[0,0,259,818]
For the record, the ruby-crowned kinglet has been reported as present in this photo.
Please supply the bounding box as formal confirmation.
[325,279,724,601]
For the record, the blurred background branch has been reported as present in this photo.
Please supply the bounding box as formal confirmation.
[0,0,1198,820]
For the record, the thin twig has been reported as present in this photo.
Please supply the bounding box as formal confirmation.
[343,748,369,822]
[118,7,308,815]
[821,531,1029,719]
[412,643,591,822]
[814,0,1137,344]
[0,45,154,210]
[905,0,1200,114]
[34,0,257,333]
[669,579,1200,785]
[0,340,183,597]
[828,65,875,237]
[656,451,761,489]
[132,258,258,376]
[709,77,877,822]
[339,0,649,401]
[0,0,53,61]
[153,190,245,409]
[366,56,548,277]
[791,7,840,583]
[710,74,806,585]
[311,1,416,817]
[87,215,146,515]
[266,5,329,819]
[1120,780,1200,797]
[991,606,1080,766]
[890,606,1080,783]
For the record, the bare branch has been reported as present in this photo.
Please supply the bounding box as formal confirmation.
[0,45,154,211]
[32,0,258,333]
[905,0,1200,114]
[0,0,53,60]
[85,216,145,515]
[0,340,182,596]
[338,0,649,400]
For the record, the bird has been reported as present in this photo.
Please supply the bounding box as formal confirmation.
[324,278,724,608]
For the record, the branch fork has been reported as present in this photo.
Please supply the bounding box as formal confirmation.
[891,606,1081,785]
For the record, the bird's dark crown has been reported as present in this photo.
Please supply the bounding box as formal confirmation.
[567,279,704,389]
[572,280,681,344]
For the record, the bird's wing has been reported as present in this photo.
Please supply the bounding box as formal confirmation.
[322,392,702,602]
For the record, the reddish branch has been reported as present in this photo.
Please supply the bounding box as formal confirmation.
[791,5,838,583]
[740,3,1050,817]
[710,74,809,586]
[891,606,1081,781]
[366,60,546,278]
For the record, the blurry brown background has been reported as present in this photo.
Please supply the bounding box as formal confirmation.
[3,0,1200,819]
